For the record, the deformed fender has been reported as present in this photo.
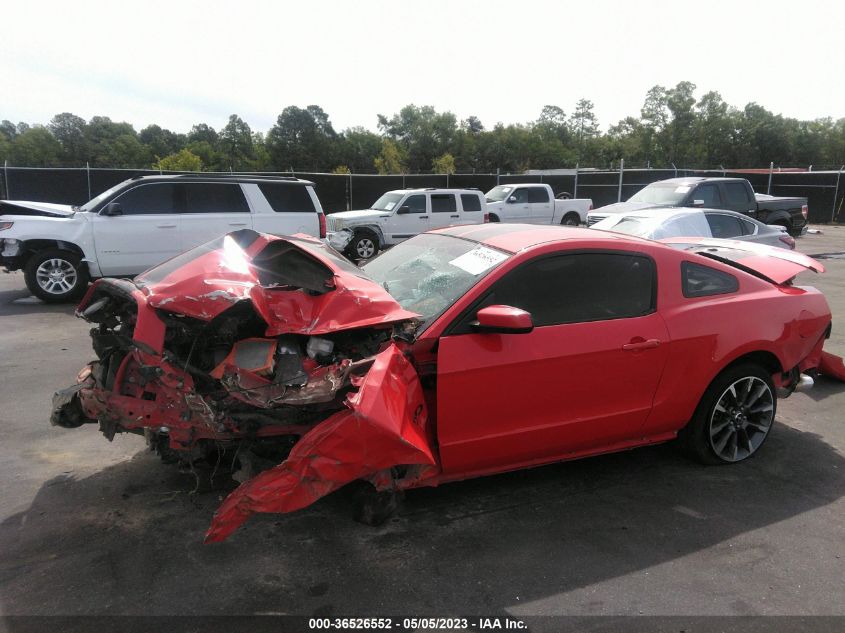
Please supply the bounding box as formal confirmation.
[204,343,438,542]
[819,351,845,381]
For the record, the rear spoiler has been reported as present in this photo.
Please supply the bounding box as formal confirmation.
[661,238,824,285]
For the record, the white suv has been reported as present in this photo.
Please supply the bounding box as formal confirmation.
[0,175,326,302]
[326,188,487,260]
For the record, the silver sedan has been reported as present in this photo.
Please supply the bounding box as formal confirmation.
[589,207,795,249]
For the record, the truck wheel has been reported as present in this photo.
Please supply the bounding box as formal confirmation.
[24,249,90,304]
[561,212,581,226]
[488,213,500,223]
[347,230,380,261]
[677,363,776,465]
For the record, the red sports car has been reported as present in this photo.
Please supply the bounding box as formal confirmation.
[52,225,845,541]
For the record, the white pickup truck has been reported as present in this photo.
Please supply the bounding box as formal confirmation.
[484,183,593,225]
[325,188,487,260]
[0,175,326,302]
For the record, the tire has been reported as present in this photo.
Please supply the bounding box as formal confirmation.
[351,483,401,526]
[24,249,90,304]
[346,230,380,261]
[488,213,500,223]
[561,212,581,226]
[678,363,776,465]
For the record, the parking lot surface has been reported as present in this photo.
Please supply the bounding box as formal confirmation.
[1,227,844,619]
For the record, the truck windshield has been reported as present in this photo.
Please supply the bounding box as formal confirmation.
[78,182,129,212]
[628,183,690,206]
[485,186,513,202]
[371,193,404,212]
[361,233,511,327]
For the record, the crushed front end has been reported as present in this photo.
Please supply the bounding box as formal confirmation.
[51,230,439,540]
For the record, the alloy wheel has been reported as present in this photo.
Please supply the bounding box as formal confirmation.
[35,258,78,295]
[709,376,774,462]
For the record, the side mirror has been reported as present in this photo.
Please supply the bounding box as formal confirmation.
[691,199,705,208]
[396,205,411,214]
[100,202,123,216]
[472,305,534,334]
[507,196,518,204]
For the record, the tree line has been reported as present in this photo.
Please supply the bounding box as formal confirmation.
[2,82,844,174]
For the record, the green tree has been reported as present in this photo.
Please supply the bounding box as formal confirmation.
[377,105,457,171]
[569,99,599,162]
[374,139,406,174]
[10,126,62,166]
[48,113,88,165]
[219,114,254,170]
[639,85,669,164]
[153,148,203,172]
[266,105,337,171]
[665,81,697,165]
[332,165,351,174]
[432,153,456,174]
[84,116,149,167]
[337,127,382,173]
[140,124,182,159]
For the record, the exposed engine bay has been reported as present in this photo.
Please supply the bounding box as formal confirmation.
[51,231,439,541]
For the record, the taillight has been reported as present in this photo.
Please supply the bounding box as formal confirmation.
[318,213,327,238]
[588,203,593,211]
[801,204,809,219]
[483,213,490,223]
[779,234,796,249]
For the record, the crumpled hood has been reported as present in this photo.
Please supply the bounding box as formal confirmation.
[0,200,76,218]
[126,229,419,334]
[590,201,664,216]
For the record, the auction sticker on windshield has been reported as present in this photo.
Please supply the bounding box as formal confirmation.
[448,246,508,275]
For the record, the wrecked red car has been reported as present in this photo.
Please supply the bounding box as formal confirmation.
[51,225,845,542]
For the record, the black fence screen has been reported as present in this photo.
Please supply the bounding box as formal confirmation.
[1,166,843,223]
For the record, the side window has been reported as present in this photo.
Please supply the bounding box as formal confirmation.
[738,218,757,235]
[403,194,427,213]
[705,213,745,238]
[527,187,550,203]
[113,183,179,215]
[723,182,751,207]
[258,183,316,213]
[694,184,721,207]
[460,193,482,212]
[474,253,655,327]
[510,188,529,203]
[431,194,457,213]
[682,261,739,298]
[184,183,249,213]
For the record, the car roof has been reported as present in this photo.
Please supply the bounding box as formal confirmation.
[386,188,482,194]
[652,177,744,185]
[432,223,652,253]
[129,174,316,186]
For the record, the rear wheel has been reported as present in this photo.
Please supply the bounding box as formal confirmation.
[346,230,380,261]
[24,249,89,303]
[561,212,580,226]
[488,213,500,223]
[351,483,401,526]
[678,363,776,465]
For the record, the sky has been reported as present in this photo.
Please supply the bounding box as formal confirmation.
[2,0,844,135]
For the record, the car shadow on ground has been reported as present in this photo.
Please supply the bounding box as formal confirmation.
[0,288,77,318]
[1,420,842,617]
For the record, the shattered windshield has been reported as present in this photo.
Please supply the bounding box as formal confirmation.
[362,233,511,326]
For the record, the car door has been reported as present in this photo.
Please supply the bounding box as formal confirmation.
[689,183,722,208]
[504,187,531,222]
[180,182,252,251]
[528,186,553,224]
[387,193,428,241]
[90,182,183,276]
[428,193,460,230]
[719,182,757,215]
[435,250,670,475]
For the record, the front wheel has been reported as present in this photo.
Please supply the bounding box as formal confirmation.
[678,363,776,465]
[24,249,90,303]
[346,230,380,261]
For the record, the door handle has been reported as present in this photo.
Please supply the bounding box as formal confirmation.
[156,224,177,229]
[450,214,459,218]
[228,222,248,226]
[419,215,429,219]
[622,338,661,351]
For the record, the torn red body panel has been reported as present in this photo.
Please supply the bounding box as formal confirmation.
[820,351,845,381]
[204,344,438,543]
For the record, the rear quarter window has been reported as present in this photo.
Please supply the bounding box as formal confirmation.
[258,183,316,213]
[682,261,739,298]
[460,194,482,212]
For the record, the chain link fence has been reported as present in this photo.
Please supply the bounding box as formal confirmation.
[2,162,843,223]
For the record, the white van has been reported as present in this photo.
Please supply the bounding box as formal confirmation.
[326,188,487,260]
